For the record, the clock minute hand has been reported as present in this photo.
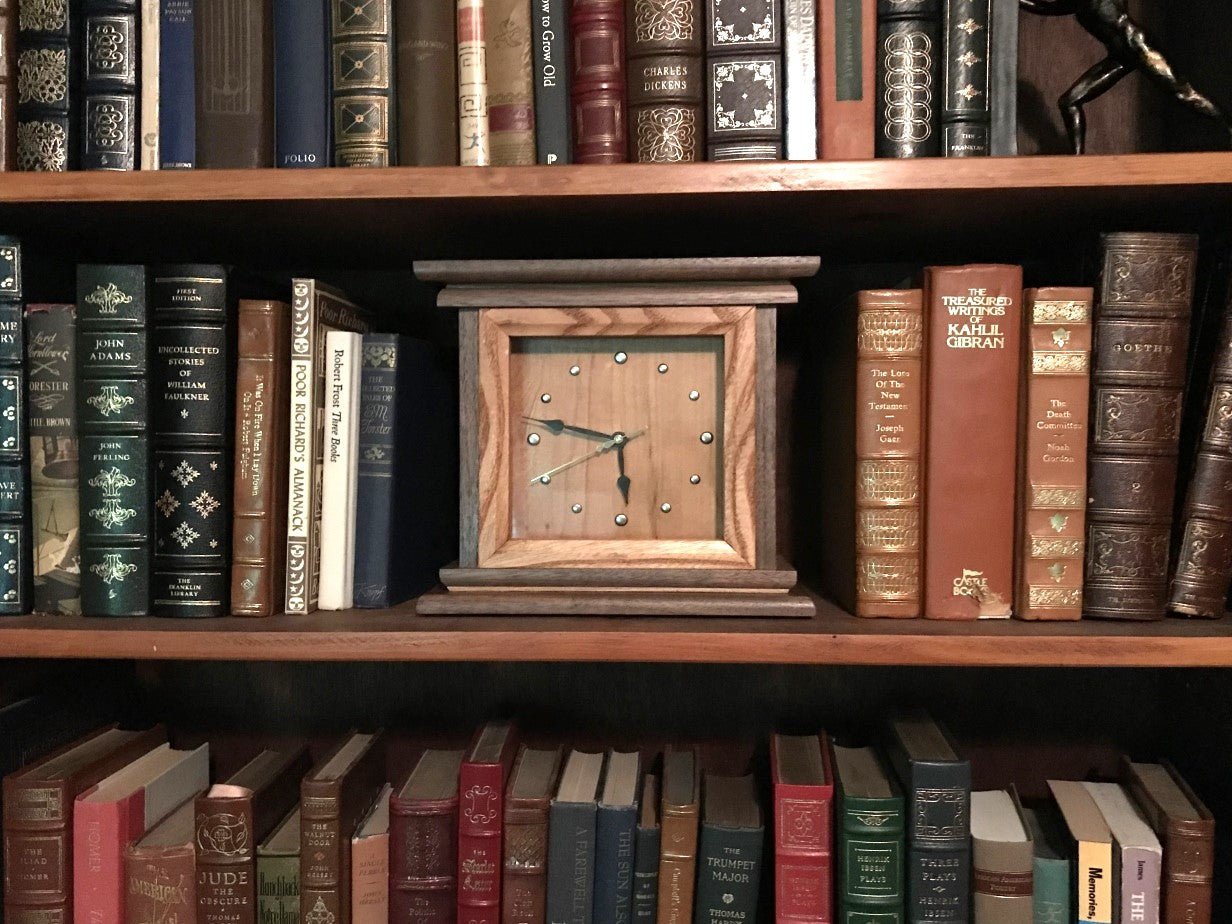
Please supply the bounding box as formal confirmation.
[616,446,631,505]
[522,416,616,442]
[528,428,647,486]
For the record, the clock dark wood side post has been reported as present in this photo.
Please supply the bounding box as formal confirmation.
[459,309,481,568]
[755,305,777,570]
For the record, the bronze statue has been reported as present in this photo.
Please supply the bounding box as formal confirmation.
[1020,0,1231,153]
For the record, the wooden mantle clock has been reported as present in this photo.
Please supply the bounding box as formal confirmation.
[413,257,819,617]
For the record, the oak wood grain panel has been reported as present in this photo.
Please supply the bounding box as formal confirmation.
[479,538,751,568]
[459,310,481,567]
[438,285,802,307]
[476,313,513,563]
[754,306,776,569]
[482,306,747,336]
[414,257,821,284]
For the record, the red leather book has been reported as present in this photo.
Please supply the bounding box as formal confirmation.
[457,722,518,924]
[771,733,834,924]
[570,0,627,163]
[390,749,464,924]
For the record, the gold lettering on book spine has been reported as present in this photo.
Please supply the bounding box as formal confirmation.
[857,508,920,552]
[857,310,923,355]
[1031,486,1082,508]
[1030,536,1084,558]
[1032,351,1089,375]
[1032,300,1090,323]
[856,460,919,505]
[1028,586,1082,608]
[857,555,918,600]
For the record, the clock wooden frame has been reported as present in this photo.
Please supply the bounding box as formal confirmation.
[413,257,819,617]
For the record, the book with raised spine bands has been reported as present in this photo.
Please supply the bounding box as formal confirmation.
[458,0,490,164]
[1085,232,1197,620]
[771,733,833,924]
[488,0,535,164]
[16,0,78,170]
[941,0,989,156]
[571,0,626,163]
[625,0,701,162]
[26,303,80,615]
[391,749,464,924]
[159,0,194,168]
[332,0,396,166]
[830,741,904,923]
[502,746,561,924]
[81,0,138,169]
[817,0,874,160]
[875,0,939,158]
[77,264,151,617]
[1016,287,1093,621]
[395,0,458,165]
[704,0,782,160]
[151,266,231,618]
[0,239,29,613]
[275,0,332,167]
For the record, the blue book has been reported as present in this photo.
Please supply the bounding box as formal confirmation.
[274,0,332,167]
[160,0,195,168]
[595,751,641,924]
[0,240,30,614]
[548,750,605,924]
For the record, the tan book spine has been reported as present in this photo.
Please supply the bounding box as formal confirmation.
[817,0,874,159]
[1016,287,1093,621]
[923,265,1022,619]
[655,799,698,924]
[485,0,535,165]
[855,289,923,617]
[350,826,389,924]
[458,0,491,165]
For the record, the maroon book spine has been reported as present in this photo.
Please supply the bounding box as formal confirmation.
[771,736,834,924]
[571,0,628,163]
[391,793,459,924]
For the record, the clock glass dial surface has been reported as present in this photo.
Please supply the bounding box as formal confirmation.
[510,336,724,540]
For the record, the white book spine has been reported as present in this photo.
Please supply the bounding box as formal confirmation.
[319,332,361,610]
[140,0,160,169]
[782,0,817,160]
[285,280,316,613]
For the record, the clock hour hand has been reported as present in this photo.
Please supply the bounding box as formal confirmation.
[522,416,616,442]
[616,446,630,505]
[528,428,647,486]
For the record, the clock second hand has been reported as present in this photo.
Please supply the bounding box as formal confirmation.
[528,427,647,486]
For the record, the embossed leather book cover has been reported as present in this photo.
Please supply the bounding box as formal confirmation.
[923,264,1021,619]
[3,724,167,924]
[390,748,464,924]
[488,0,536,164]
[501,746,561,924]
[704,0,781,159]
[77,264,151,617]
[694,774,762,924]
[655,748,698,924]
[458,721,518,924]
[625,0,702,162]
[874,0,940,158]
[195,744,312,924]
[0,0,15,169]
[829,740,903,922]
[571,0,627,163]
[770,733,833,924]
[81,0,138,169]
[1016,287,1093,621]
[0,240,30,613]
[532,0,570,162]
[151,266,232,618]
[232,300,290,616]
[1170,279,1232,617]
[123,797,198,924]
[195,0,274,167]
[817,0,873,160]
[159,0,196,167]
[274,0,331,167]
[332,0,397,166]
[1086,232,1197,620]
[395,0,458,164]
[16,0,78,171]
[970,789,1032,924]
[26,303,79,615]
[941,0,989,156]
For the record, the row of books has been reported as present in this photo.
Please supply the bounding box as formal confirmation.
[4,0,1016,172]
[0,240,453,617]
[823,231,1232,621]
[0,710,1216,924]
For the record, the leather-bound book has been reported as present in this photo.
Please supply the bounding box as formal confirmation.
[594,751,639,924]
[301,731,387,924]
[257,808,301,924]
[547,750,603,924]
[274,0,331,167]
[817,0,874,160]
[80,0,138,169]
[1046,780,1113,924]
[1016,287,1094,621]
[1123,759,1214,924]
[625,0,701,162]
[875,0,939,158]
[195,0,274,167]
[351,783,392,924]
[655,748,698,924]
[395,0,458,165]
[884,713,970,924]
[0,0,13,169]
[16,0,78,171]
[457,0,490,165]
[26,303,79,615]
[703,0,781,160]
[3,724,167,924]
[856,289,923,618]
[940,0,989,156]
[532,0,569,163]
[195,744,312,924]
[150,266,232,618]
[970,789,1031,924]
[770,733,833,924]
[487,0,535,164]
[781,0,815,160]
[458,721,518,924]
[502,746,561,924]
[1170,281,1232,617]
[694,775,762,924]
[1083,782,1161,924]
[123,797,198,924]
[632,772,658,924]
[571,0,626,164]
[0,240,29,613]
[988,0,1016,156]
[332,0,396,166]
[1086,232,1198,620]
[231,299,291,617]
[923,264,1021,619]
[830,741,903,922]
[160,0,195,168]
[390,748,464,924]
[77,264,151,617]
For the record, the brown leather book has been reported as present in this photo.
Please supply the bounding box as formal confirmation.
[855,289,923,618]
[1085,232,1198,620]
[301,731,387,924]
[1122,759,1214,924]
[1170,279,1232,617]
[3,724,167,924]
[124,797,197,924]
[1016,287,1094,621]
[571,0,627,164]
[817,0,873,159]
[231,299,291,616]
[195,0,275,167]
[502,747,562,924]
[395,0,459,165]
[923,264,1023,619]
[486,0,536,164]
[195,744,312,924]
[390,748,464,924]
[655,748,698,924]
[625,0,701,162]
[0,0,13,171]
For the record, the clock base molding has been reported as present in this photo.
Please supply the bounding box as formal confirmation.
[439,562,800,590]
[415,585,817,617]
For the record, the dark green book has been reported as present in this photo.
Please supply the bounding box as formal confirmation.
[693,774,763,924]
[1022,804,1070,924]
[832,741,904,924]
[257,807,301,924]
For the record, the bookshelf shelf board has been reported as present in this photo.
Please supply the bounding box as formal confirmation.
[2,601,1232,665]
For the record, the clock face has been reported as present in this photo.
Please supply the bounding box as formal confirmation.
[510,335,724,540]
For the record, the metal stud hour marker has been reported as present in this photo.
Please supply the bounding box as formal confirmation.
[689,390,700,401]
[540,393,551,403]
[615,514,628,526]
[614,351,628,364]
[571,504,583,514]
[569,365,581,376]
[658,363,669,373]
[660,503,672,513]
[690,474,701,485]
[527,433,540,445]
[540,475,551,484]
[700,431,713,444]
